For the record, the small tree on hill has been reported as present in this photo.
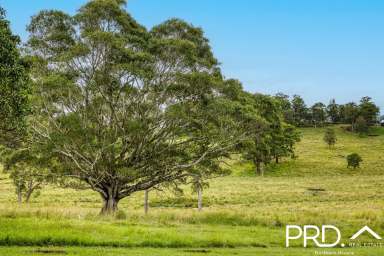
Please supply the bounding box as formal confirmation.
[0,146,51,203]
[355,116,369,134]
[239,93,300,175]
[9,167,47,204]
[323,128,337,148]
[347,153,362,169]
[270,125,300,163]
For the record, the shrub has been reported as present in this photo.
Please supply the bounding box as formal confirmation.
[323,128,337,147]
[347,153,362,169]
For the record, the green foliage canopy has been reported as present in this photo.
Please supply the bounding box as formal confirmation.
[238,93,300,175]
[0,7,30,147]
[26,0,263,213]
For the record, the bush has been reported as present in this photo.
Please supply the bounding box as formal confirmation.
[347,153,362,169]
[323,128,337,147]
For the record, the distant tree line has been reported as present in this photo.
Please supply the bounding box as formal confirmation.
[274,93,380,132]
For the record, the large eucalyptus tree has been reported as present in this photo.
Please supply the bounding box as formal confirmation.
[27,0,260,213]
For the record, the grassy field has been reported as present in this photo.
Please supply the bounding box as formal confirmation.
[0,247,383,256]
[0,126,383,255]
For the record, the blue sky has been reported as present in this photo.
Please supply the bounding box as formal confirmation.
[1,0,384,110]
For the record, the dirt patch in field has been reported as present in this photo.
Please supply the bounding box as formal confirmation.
[28,249,67,255]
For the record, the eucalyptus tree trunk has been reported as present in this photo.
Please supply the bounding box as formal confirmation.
[144,190,149,215]
[255,160,262,176]
[25,190,33,203]
[100,187,120,214]
[24,180,35,203]
[101,197,119,214]
[197,187,203,212]
[17,181,22,205]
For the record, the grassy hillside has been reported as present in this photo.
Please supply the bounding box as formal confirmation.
[0,126,383,255]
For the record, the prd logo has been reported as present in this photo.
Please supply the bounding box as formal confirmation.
[286,225,382,248]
